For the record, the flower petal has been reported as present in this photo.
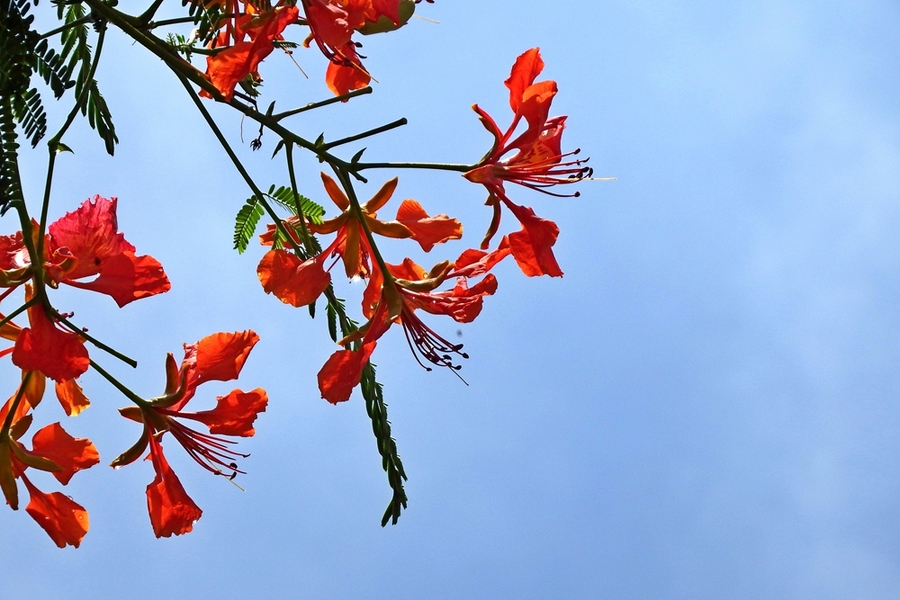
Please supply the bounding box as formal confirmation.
[65,251,171,307]
[47,196,134,281]
[257,249,331,308]
[507,80,558,153]
[452,238,512,278]
[368,0,401,25]
[505,203,563,277]
[359,177,398,213]
[203,6,300,100]
[23,476,89,548]
[145,437,202,538]
[505,48,544,113]
[395,199,463,252]
[325,45,371,96]
[55,379,90,417]
[317,340,377,404]
[0,231,27,270]
[30,423,99,486]
[185,388,268,437]
[12,305,89,382]
[189,330,261,384]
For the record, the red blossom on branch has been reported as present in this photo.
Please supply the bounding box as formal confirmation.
[0,196,171,307]
[11,297,89,382]
[257,173,461,308]
[0,393,99,548]
[464,48,593,277]
[109,331,267,537]
[202,2,301,101]
[318,245,507,403]
[300,0,407,95]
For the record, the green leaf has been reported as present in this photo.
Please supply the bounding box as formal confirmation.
[233,196,265,253]
[266,186,325,224]
[359,364,409,527]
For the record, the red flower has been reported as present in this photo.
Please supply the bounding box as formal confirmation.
[0,310,92,414]
[11,288,89,383]
[110,331,266,537]
[464,48,592,277]
[0,196,171,307]
[0,394,99,548]
[301,0,406,95]
[143,434,202,538]
[257,173,461,308]
[318,246,507,403]
[202,3,301,101]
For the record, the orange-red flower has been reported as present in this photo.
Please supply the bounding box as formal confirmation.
[317,245,507,403]
[301,0,407,95]
[0,311,91,415]
[464,48,592,278]
[0,392,99,548]
[110,331,267,537]
[11,295,89,382]
[257,173,461,308]
[202,2,301,101]
[0,196,171,307]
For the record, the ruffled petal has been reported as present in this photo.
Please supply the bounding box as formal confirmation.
[0,231,27,270]
[452,238,512,278]
[305,0,354,47]
[505,47,544,113]
[507,80,558,153]
[184,388,267,436]
[30,423,99,486]
[47,196,134,281]
[317,340,377,404]
[325,44,371,96]
[395,199,463,252]
[203,6,300,100]
[188,330,260,384]
[12,305,89,382]
[65,251,170,307]
[505,203,562,277]
[404,274,498,323]
[257,249,331,308]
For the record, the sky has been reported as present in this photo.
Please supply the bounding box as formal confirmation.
[4,0,900,598]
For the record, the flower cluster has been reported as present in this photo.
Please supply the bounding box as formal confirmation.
[0,196,168,545]
[0,197,265,543]
[4,0,595,544]
[253,48,589,404]
[198,0,430,99]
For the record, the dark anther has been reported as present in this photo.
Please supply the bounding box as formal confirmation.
[89,10,108,32]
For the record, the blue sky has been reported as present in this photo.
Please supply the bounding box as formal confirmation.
[4,1,900,598]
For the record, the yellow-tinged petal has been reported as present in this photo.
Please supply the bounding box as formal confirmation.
[55,379,89,417]
[320,172,350,211]
[366,217,412,240]
[23,371,45,409]
[360,177,399,213]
